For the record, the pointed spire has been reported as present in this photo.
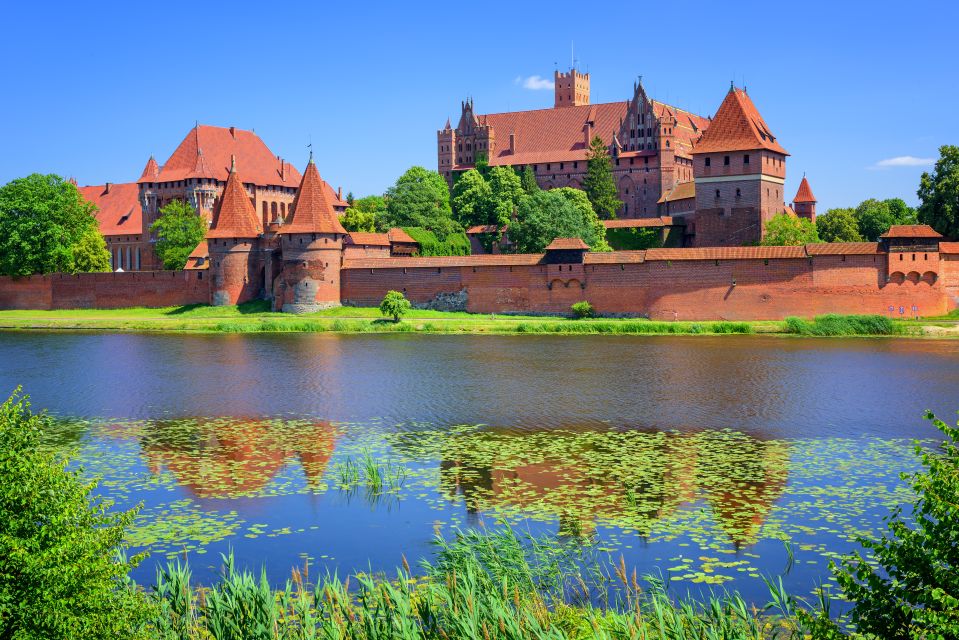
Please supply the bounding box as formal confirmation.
[230,153,236,172]
[207,161,262,239]
[692,87,788,155]
[279,158,346,235]
[793,176,817,203]
[138,155,160,182]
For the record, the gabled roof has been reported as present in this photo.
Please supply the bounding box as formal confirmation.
[793,176,816,203]
[279,159,346,235]
[142,124,301,188]
[388,227,417,244]
[466,224,505,234]
[657,181,696,204]
[348,232,391,246]
[138,156,159,181]
[78,183,143,236]
[603,216,674,229]
[545,237,589,250]
[939,242,959,254]
[692,88,788,155]
[804,242,880,255]
[207,162,262,238]
[880,225,943,239]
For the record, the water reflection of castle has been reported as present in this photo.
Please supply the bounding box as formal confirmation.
[139,418,337,498]
[439,430,788,546]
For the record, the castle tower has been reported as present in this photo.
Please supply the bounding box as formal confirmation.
[273,155,347,313]
[792,175,817,222]
[554,67,590,108]
[691,86,789,246]
[437,117,456,183]
[207,157,264,306]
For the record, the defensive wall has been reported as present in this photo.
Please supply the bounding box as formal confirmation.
[0,271,209,310]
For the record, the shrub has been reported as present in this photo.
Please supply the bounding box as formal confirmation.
[0,389,152,639]
[784,314,896,336]
[401,226,471,257]
[379,290,412,322]
[571,301,595,319]
[830,411,959,638]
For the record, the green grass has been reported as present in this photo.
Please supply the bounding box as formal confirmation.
[783,314,911,337]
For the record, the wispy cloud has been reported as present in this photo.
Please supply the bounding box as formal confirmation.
[514,75,554,90]
[872,155,936,169]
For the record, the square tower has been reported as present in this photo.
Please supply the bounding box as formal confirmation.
[554,67,590,108]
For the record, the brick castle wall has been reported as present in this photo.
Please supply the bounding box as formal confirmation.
[0,271,209,310]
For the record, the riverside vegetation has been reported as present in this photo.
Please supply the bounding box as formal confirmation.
[1,389,958,638]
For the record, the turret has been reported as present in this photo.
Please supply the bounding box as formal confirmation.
[792,175,816,222]
[273,154,347,313]
[207,157,264,306]
[554,67,590,108]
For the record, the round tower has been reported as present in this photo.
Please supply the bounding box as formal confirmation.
[207,158,264,306]
[274,155,347,313]
[792,175,817,222]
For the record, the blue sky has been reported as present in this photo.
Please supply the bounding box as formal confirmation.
[1,0,954,212]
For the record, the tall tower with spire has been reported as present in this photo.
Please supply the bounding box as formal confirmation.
[207,157,264,305]
[273,154,348,313]
[554,67,590,108]
[792,176,817,222]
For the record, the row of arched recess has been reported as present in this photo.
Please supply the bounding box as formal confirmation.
[889,271,937,284]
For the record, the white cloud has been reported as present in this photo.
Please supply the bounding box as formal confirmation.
[515,75,554,90]
[872,155,936,169]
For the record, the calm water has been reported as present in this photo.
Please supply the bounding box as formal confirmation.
[2,332,958,603]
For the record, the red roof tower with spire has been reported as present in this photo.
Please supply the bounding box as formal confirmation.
[208,157,262,239]
[278,155,346,235]
[792,175,817,222]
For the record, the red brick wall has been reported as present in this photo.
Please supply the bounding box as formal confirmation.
[0,271,209,310]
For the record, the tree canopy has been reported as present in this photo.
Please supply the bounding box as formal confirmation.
[150,199,206,270]
[450,169,492,230]
[379,290,411,322]
[918,145,959,239]
[520,165,539,194]
[382,167,459,238]
[340,195,386,233]
[0,174,111,276]
[815,207,863,243]
[582,136,622,219]
[760,212,820,246]
[508,188,609,253]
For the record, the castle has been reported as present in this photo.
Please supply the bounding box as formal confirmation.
[439,69,816,247]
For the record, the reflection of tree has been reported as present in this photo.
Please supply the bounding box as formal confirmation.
[140,418,336,498]
[437,428,789,547]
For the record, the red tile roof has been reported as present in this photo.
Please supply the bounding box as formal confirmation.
[348,232,391,246]
[657,181,696,204]
[138,156,159,181]
[545,237,589,250]
[793,176,816,203]
[78,183,143,236]
[880,224,943,239]
[342,254,544,269]
[207,163,262,238]
[646,246,806,261]
[184,240,209,270]
[387,227,417,244]
[603,216,674,229]
[650,101,711,159]
[692,88,788,155]
[466,224,505,234]
[143,124,301,188]
[805,242,880,255]
[939,242,959,254]
[279,159,346,235]
[584,250,647,264]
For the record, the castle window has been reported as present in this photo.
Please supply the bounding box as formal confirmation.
[743,154,750,165]
[573,161,578,169]
[736,188,741,198]
[724,155,730,166]
[705,157,711,167]
[715,189,720,199]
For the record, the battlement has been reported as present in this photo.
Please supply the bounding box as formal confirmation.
[554,67,590,108]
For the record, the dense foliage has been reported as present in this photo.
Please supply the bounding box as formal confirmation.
[570,301,594,319]
[582,135,622,218]
[379,290,411,322]
[815,208,863,243]
[402,227,471,257]
[783,314,899,336]
[760,212,820,246]
[150,199,206,270]
[340,195,386,233]
[382,167,459,239]
[917,144,959,239]
[508,188,609,253]
[605,227,664,250]
[520,164,539,194]
[0,173,110,275]
[0,390,151,638]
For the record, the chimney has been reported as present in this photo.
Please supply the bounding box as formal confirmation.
[337,186,342,199]
[509,132,516,154]
[583,123,592,147]
[105,182,112,194]
[280,159,285,181]
[229,126,236,139]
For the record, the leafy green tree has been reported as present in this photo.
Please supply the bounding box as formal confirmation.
[341,195,386,233]
[345,191,354,206]
[509,190,602,253]
[830,410,959,639]
[554,187,611,251]
[379,290,411,322]
[855,198,896,241]
[150,199,206,270]
[761,212,820,246]
[487,166,524,228]
[918,145,959,239]
[74,227,112,272]
[450,169,492,230]
[383,166,459,238]
[520,165,539,194]
[816,207,863,243]
[0,389,152,638]
[884,198,917,225]
[582,135,622,219]
[0,173,110,276]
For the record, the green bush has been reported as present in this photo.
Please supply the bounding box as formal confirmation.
[570,301,595,319]
[829,411,959,638]
[401,227,471,257]
[605,227,663,251]
[379,290,412,322]
[784,314,897,336]
[0,389,152,639]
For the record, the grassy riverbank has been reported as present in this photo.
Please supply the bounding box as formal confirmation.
[0,302,941,337]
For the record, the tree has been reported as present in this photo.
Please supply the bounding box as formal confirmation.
[150,199,206,270]
[816,207,863,243]
[509,190,603,253]
[885,198,917,226]
[383,167,459,238]
[831,410,959,639]
[379,290,411,322]
[73,228,112,272]
[487,166,524,229]
[450,169,492,230]
[0,173,110,276]
[0,389,152,638]
[571,301,595,319]
[520,165,539,195]
[761,212,820,246]
[582,135,622,219]
[553,187,611,251]
[918,145,959,239]
[341,195,386,233]
[855,198,895,241]
[345,191,355,206]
